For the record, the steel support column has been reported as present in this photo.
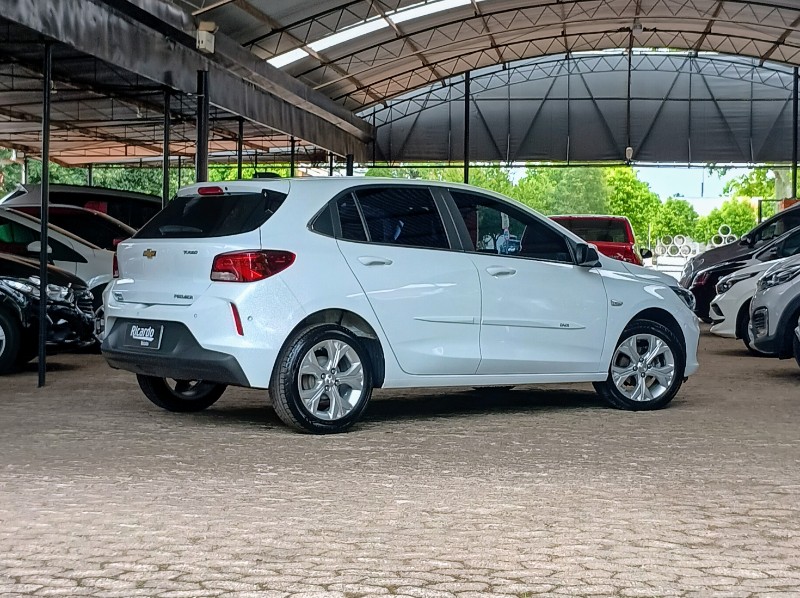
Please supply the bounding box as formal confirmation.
[87,164,93,186]
[793,66,798,198]
[463,71,471,184]
[237,117,244,179]
[346,154,354,176]
[290,137,296,177]
[38,43,52,388]
[329,152,334,176]
[162,89,170,207]
[196,71,209,183]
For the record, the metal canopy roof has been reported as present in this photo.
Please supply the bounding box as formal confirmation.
[177,0,800,111]
[3,1,800,165]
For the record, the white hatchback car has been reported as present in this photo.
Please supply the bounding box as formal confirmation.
[102,178,700,433]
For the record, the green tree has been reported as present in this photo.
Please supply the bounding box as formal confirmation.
[651,197,698,241]
[512,167,608,215]
[604,167,661,245]
[694,198,757,243]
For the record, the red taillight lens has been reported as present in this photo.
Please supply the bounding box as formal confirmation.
[211,250,295,282]
[230,302,244,336]
[197,185,224,195]
[113,253,119,278]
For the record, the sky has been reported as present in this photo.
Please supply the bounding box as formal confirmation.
[635,166,752,216]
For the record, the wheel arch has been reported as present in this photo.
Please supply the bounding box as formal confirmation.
[628,307,687,354]
[283,308,386,388]
[735,298,752,341]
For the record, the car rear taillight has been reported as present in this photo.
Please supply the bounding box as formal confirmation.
[113,253,119,278]
[211,250,295,282]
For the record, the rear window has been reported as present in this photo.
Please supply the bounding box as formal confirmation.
[135,190,286,239]
[553,218,631,243]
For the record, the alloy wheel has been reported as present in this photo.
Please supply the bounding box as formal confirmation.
[610,333,676,402]
[296,339,364,421]
[0,324,5,357]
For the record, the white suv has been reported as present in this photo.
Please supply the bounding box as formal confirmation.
[101,178,700,433]
[750,253,800,358]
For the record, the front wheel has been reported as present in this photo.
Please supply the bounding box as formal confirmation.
[270,324,373,434]
[593,319,685,411]
[0,309,22,375]
[136,375,227,412]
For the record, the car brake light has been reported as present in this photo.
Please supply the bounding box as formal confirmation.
[211,250,295,282]
[113,253,119,278]
[197,186,224,195]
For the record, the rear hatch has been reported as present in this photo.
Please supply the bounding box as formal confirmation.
[115,185,288,306]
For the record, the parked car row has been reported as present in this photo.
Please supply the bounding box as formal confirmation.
[0,184,159,374]
[675,200,800,368]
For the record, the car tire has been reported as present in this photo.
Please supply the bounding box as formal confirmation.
[136,375,226,412]
[0,309,22,375]
[794,334,800,369]
[270,324,373,434]
[593,319,685,411]
[737,301,769,356]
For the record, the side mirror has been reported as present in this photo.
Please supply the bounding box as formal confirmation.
[641,248,653,260]
[575,242,602,267]
[26,241,52,254]
[739,235,752,247]
[767,246,780,259]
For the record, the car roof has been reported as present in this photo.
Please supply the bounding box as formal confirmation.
[13,203,135,234]
[2,183,160,204]
[550,214,630,221]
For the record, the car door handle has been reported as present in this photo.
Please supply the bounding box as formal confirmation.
[358,256,393,266]
[486,265,517,277]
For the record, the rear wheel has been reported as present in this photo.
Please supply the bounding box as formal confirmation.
[0,309,22,375]
[136,375,226,412]
[593,319,685,411]
[270,324,373,434]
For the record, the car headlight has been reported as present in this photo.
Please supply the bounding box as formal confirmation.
[671,286,696,311]
[5,279,37,295]
[716,271,757,295]
[46,283,72,302]
[758,264,800,290]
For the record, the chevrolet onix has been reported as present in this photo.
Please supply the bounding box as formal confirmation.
[102,178,700,433]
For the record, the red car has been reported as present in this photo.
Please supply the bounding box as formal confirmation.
[550,215,650,266]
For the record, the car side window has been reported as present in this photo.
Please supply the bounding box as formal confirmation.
[354,187,449,250]
[450,191,572,263]
[337,194,368,242]
[779,229,800,258]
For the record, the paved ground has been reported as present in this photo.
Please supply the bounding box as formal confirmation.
[1,330,799,598]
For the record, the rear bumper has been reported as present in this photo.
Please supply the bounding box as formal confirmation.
[102,319,250,386]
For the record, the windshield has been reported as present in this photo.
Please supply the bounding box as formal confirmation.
[751,211,800,245]
[135,190,286,239]
[552,218,631,243]
[756,228,800,261]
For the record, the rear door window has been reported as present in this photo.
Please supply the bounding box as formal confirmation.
[135,190,286,239]
[354,187,450,250]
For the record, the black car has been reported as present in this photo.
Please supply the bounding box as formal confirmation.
[680,202,800,288]
[1,184,161,229]
[0,253,95,374]
[688,224,800,320]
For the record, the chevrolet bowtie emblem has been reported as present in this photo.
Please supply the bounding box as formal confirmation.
[143,249,157,259]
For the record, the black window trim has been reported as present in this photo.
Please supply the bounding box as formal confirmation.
[310,184,460,252]
[440,187,580,266]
